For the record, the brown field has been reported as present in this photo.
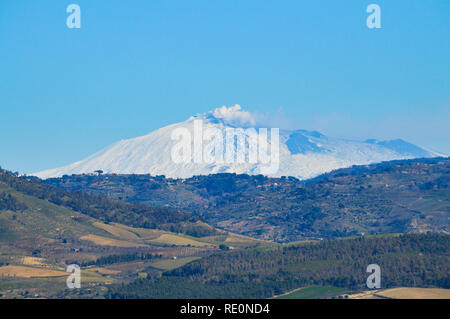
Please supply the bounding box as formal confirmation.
[93,222,141,241]
[80,234,148,248]
[0,265,67,278]
[95,221,265,248]
[149,234,213,247]
[376,287,450,299]
[208,226,273,246]
[20,257,46,266]
[344,287,450,299]
[110,223,164,240]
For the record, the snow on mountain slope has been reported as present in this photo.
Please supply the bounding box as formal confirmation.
[34,105,443,180]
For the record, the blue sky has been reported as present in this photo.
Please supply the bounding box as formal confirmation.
[0,0,449,174]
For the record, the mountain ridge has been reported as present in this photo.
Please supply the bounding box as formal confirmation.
[44,157,450,242]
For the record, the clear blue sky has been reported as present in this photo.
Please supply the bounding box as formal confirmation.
[1,0,449,174]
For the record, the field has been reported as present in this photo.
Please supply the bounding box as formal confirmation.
[0,265,67,278]
[149,234,213,247]
[20,257,46,266]
[91,220,270,250]
[344,287,450,299]
[92,222,141,241]
[273,286,347,299]
[80,234,148,248]
[99,223,164,240]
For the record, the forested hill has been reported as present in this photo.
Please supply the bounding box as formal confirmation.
[0,168,217,237]
[44,157,450,242]
[107,233,450,299]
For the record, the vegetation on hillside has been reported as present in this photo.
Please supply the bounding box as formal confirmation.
[77,253,163,267]
[0,192,27,212]
[107,233,450,298]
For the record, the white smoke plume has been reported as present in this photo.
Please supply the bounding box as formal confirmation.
[209,104,295,129]
[211,104,256,127]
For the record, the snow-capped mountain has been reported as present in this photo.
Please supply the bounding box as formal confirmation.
[34,105,444,180]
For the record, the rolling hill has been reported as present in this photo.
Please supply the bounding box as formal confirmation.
[44,157,450,242]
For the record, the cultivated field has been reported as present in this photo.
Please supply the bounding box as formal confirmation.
[106,223,164,240]
[0,265,67,278]
[80,234,148,248]
[20,257,46,266]
[344,287,450,299]
[93,222,141,241]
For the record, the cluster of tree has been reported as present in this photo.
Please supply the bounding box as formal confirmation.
[67,252,163,267]
[178,223,219,237]
[107,233,450,298]
[0,192,27,212]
